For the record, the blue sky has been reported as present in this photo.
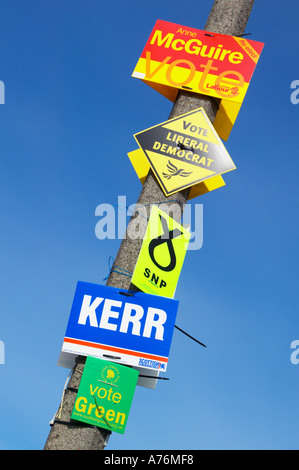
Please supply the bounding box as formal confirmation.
[0,0,298,450]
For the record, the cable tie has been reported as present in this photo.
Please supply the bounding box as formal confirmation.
[102,353,122,360]
[111,268,133,278]
[119,291,135,297]
[50,419,98,429]
[175,324,207,348]
[135,199,185,208]
[177,141,195,152]
[103,262,133,281]
[138,375,170,381]
[97,380,118,387]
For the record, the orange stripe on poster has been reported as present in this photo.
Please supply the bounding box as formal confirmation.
[233,37,260,64]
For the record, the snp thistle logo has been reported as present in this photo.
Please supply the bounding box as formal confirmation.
[100,364,120,385]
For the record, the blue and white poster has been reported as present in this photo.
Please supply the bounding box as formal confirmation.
[58,282,179,373]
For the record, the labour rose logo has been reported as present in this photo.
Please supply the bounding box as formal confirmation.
[230,87,240,96]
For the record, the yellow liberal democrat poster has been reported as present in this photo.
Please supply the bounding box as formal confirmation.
[134,107,236,197]
[132,205,190,298]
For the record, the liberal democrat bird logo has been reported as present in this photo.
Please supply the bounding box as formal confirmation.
[162,160,193,180]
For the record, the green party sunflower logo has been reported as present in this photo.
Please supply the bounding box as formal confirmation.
[100,364,120,385]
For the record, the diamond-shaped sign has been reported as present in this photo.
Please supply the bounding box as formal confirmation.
[134,107,236,197]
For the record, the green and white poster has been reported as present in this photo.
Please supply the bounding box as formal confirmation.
[71,356,139,434]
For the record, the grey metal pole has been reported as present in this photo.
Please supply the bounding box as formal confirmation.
[44,0,255,450]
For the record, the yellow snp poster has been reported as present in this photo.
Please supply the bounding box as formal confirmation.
[132,205,190,298]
